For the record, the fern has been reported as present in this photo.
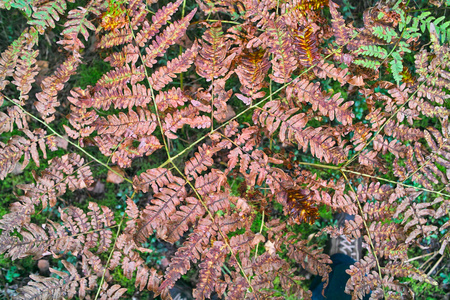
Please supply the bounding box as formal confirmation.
[1,0,450,299]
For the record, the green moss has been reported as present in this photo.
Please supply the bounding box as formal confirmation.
[75,59,111,89]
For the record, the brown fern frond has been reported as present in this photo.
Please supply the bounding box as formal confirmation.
[136,176,187,242]
[313,61,348,85]
[193,241,228,299]
[0,28,37,92]
[143,9,197,68]
[160,218,216,291]
[17,153,93,208]
[235,48,270,104]
[104,44,139,68]
[254,100,347,163]
[329,1,352,46]
[285,188,319,224]
[35,54,81,123]
[284,235,332,285]
[15,275,66,300]
[96,64,145,90]
[95,107,158,138]
[185,143,220,179]
[155,87,189,111]
[16,259,97,299]
[290,25,320,67]
[345,255,379,299]
[135,0,183,47]
[263,19,298,83]
[393,191,438,244]
[0,106,28,134]
[383,262,437,286]
[165,196,205,243]
[294,79,354,125]
[0,129,49,179]
[92,83,152,110]
[12,48,39,103]
[133,167,177,193]
[1,201,112,260]
[98,27,133,49]
[195,21,236,81]
[149,41,199,90]
[162,105,211,139]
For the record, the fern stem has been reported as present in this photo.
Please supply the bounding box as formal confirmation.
[2,94,133,184]
[407,251,437,263]
[254,210,265,259]
[426,254,444,277]
[297,161,340,170]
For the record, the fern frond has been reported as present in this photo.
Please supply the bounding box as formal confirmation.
[58,6,99,52]
[135,0,183,47]
[16,275,68,300]
[95,107,158,138]
[96,64,145,90]
[35,54,81,123]
[16,260,98,300]
[0,106,28,134]
[193,241,227,299]
[313,61,348,85]
[163,105,211,139]
[195,21,236,81]
[149,41,199,90]
[136,176,187,242]
[329,1,352,46]
[290,25,320,67]
[133,167,177,193]
[1,201,112,260]
[345,255,378,299]
[294,79,354,125]
[263,19,297,83]
[160,218,216,291]
[355,45,388,59]
[143,9,197,68]
[352,58,381,70]
[0,28,37,91]
[98,27,133,49]
[184,143,220,179]
[235,48,270,102]
[165,196,205,243]
[92,83,152,110]
[372,26,398,44]
[0,129,48,179]
[28,0,67,33]
[12,46,39,103]
[155,87,189,111]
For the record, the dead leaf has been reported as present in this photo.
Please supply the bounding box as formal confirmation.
[251,233,266,246]
[175,33,194,48]
[264,240,276,255]
[216,104,236,123]
[107,166,126,184]
[90,180,105,194]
